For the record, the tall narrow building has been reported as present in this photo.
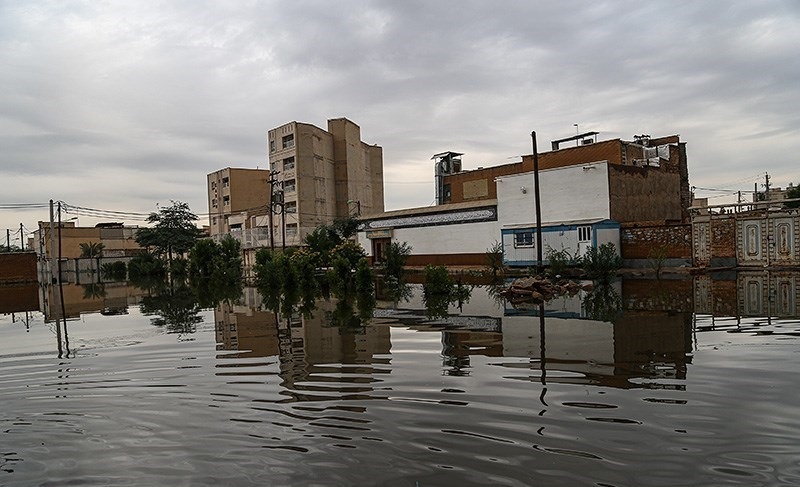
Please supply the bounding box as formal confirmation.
[267,117,384,246]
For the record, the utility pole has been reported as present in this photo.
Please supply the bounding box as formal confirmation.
[531,131,543,273]
[6,229,9,252]
[19,223,24,251]
[267,170,281,251]
[49,200,57,284]
[764,173,771,202]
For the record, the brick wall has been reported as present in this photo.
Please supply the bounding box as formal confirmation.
[0,284,39,313]
[711,217,736,259]
[0,252,37,283]
[620,223,692,260]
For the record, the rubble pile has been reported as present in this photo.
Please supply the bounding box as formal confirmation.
[499,275,593,303]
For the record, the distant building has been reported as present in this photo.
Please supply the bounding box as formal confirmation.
[32,221,144,284]
[208,118,384,253]
[207,167,270,245]
[267,117,384,246]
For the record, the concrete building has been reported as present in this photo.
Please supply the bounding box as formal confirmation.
[267,117,384,247]
[207,167,270,240]
[208,118,384,252]
[32,221,144,283]
[436,133,690,223]
[359,133,689,267]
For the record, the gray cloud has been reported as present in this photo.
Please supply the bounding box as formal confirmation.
[1,0,799,233]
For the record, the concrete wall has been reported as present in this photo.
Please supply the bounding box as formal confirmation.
[359,220,500,263]
[496,162,611,226]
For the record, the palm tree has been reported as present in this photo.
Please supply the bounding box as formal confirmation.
[79,241,105,278]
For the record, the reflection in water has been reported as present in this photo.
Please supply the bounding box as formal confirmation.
[2,273,800,486]
[139,284,204,335]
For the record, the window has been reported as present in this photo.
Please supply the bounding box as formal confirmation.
[212,198,217,208]
[514,231,534,247]
[212,217,217,225]
[577,226,591,242]
[270,140,276,152]
[283,157,295,170]
[283,179,296,193]
[222,177,229,188]
[285,201,297,213]
[282,134,294,149]
[211,181,216,189]
[443,184,452,202]
[286,223,298,236]
[223,195,230,206]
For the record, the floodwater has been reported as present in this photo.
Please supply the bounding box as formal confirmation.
[1,272,799,486]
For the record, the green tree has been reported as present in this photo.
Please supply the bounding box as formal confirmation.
[135,201,204,268]
[384,241,412,279]
[786,184,800,209]
[485,240,503,278]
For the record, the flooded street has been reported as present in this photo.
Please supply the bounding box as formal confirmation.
[2,274,800,486]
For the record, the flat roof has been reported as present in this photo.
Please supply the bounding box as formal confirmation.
[361,199,497,221]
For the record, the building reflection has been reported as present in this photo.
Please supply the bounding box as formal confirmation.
[694,271,800,318]
[213,287,392,393]
[38,282,149,321]
[375,279,692,389]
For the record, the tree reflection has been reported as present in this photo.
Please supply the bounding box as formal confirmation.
[81,283,106,300]
[582,283,623,322]
[422,266,472,319]
[139,283,203,335]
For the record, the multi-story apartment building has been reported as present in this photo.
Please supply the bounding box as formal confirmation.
[207,167,270,238]
[267,117,384,246]
[207,118,384,251]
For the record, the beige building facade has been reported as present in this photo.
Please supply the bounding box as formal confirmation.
[207,118,384,251]
[207,167,270,237]
[267,117,384,246]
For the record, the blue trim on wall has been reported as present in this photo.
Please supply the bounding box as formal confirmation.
[502,219,620,267]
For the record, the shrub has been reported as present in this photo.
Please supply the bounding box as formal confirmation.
[647,244,669,279]
[546,245,578,277]
[384,241,412,279]
[581,243,622,282]
[485,241,503,278]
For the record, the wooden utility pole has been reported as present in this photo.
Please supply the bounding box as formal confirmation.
[19,223,24,251]
[5,229,9,252]
[531,131,543,272]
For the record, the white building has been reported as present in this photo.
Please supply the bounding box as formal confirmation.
[358,161,620,267]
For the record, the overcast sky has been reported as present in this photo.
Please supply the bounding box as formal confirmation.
[2,0,799,242]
